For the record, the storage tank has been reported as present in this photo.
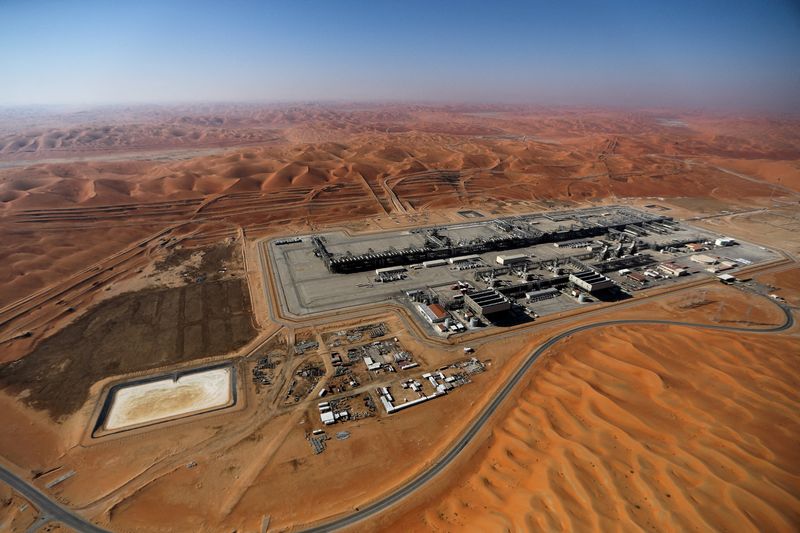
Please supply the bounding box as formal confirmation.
[469,317,481,328]
[444,317,454,328]
[578,293,588,303]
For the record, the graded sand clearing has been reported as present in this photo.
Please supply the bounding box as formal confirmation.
[385,325,800,532]
[105,367,232,431]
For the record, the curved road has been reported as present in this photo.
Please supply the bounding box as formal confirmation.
[0,303,792,533]
[300,303,794,532]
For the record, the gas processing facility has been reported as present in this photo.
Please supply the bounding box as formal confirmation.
[266,206,779,331]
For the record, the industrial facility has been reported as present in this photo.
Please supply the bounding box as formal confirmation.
[266,205,780,323]
[464,289,512,317]
[310,206,675,274]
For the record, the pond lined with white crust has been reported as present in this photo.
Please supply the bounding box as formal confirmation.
[104,366,233,431]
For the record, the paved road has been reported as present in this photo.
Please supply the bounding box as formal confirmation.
[299,303,794,532]
[0,303,791,533]
[0,467,109,533]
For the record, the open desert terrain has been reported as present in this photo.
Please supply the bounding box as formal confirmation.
[0,103,798,532]
[381,323,800,532]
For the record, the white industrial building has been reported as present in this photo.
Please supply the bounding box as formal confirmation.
[569,270,615,293]
[362,356,382,371]
[375,265,407,275]
[448,254,480,264]
[464,289,512,316]
[496,253,528,265]
[525,287,560,302]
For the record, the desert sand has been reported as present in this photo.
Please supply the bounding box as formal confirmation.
[0,104,797,532]
[382,324,800,532]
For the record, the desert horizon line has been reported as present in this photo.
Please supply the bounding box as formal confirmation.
[1,99,797,117]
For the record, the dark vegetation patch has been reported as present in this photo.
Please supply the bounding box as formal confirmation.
[0,279,256,420]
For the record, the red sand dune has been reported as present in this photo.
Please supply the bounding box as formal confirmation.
[386,325,800,532]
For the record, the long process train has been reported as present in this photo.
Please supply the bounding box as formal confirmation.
[312,206,675,274]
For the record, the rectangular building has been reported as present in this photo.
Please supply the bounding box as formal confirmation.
[428,303,449,321]
[496,253,528,265]
[375,265,407,275]
[626,271,648,284]
[569,270,615,293]
[417,303,448,323]
[464,289,511,316]
[525,288,560,302]
[449,254,480,264]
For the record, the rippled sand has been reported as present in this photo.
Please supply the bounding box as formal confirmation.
[388,325,800,531]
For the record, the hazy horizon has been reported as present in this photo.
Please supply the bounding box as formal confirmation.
[2,0,799,112]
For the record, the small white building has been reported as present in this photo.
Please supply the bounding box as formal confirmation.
[496,253,528,265]
[448,254,480,264]
[375,265,406,275]
[715,237,736,247]
[363,356,382,371]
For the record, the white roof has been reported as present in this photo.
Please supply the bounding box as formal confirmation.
[496,253,527,262]
[375,265,406,274]
[449,254,480,263]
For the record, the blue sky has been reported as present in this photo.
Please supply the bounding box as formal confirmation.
[1,0,799,110]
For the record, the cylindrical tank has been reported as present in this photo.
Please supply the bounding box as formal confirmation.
[444,317,454,328]
[578,293,588,303]
[469,317,480,328]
